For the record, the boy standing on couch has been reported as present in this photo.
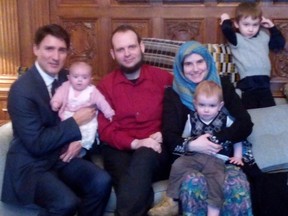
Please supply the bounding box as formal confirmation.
[220,2,285,109]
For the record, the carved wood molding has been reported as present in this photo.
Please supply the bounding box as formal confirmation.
[115,0,149,2]
[112,20,151,37]
[272,21,288,78]
[62,21,98,66]
[272,51,288,78]
[56,0,97,4]
[164,20,203,41]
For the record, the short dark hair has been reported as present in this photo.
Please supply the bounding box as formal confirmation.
[111,24,142,48]
[235,2,262,23]
[34,24,70,49]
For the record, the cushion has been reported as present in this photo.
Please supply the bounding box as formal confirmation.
[0,122,39,216]
[142,38,238,85]
[143,38,184,73]
[247,104,288,172]
[284,83,288,101]
[206,43,238,84]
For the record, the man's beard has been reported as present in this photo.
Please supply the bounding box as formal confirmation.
[120,55,144,74]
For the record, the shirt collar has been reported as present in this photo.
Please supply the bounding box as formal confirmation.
[114,65,148,85]
[35,61,58,87]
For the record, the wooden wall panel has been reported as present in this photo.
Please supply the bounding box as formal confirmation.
[111,20,151,38]
[63,21,100,80]
[0,0,20,77]
[0,0,51,123]
[58,0,97,4]
[49,0,288,88]
[164,19,204,41]
[17,0,50,67]
[270,20,288,97]
[0,0,19,124]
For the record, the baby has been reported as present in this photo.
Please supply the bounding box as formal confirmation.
[51,61,115,156]
[149,81,244,216]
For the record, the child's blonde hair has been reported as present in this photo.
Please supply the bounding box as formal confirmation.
[235,2,262,23]
[194,80,223,102]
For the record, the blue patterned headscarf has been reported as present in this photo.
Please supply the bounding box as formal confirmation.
[173,41,221,111]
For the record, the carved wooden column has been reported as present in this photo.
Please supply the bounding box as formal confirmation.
[0,0,50,124]
[0,0,19,77]
[0,0,20,124]
[17,0,50,67]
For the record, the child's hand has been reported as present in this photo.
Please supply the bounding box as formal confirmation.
[105,109,115,122]
[220,13,230,25]
[229,157,244,166]
[52,107,59,111]
[51,102,60,111]
[261,16,274,28]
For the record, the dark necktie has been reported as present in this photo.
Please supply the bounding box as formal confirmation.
[51,79,60,96]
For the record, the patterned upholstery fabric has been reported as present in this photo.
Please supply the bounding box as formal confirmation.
[206,43,238,84]
[142,38,239,85]
[143,38,184,73]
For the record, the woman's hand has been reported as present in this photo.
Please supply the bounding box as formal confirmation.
[187,133,222,155]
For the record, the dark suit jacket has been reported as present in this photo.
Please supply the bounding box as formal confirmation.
[1,65,82,205]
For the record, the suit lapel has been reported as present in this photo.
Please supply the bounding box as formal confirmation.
[30,65,51,102]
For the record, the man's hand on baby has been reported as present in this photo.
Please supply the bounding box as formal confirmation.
[73,107,96,126]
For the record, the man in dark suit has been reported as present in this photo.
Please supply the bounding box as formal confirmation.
[1,24,112,216]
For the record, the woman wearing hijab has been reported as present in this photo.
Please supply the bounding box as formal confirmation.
[149,41,255,215]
